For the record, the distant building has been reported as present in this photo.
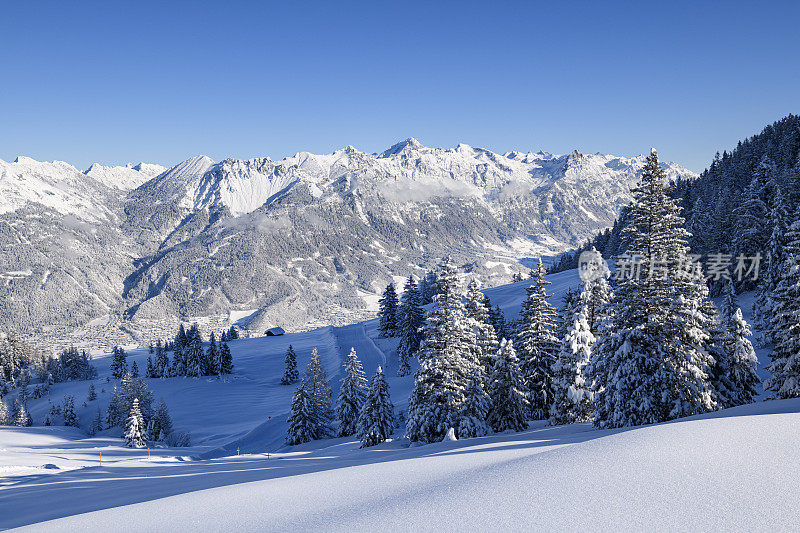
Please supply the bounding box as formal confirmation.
[265,327,285,336]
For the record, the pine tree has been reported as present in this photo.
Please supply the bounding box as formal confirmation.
[720,277,738,329]
[90,407,103,436]
[63,394,78,427]
[124,398,147,448]
[281,345,299,385]
[579,248,612,334]
[106,372,154,429]
[87,383,97,402]
[486,339,528,433]
[704,299,736,409]
[458,371,491,438]
[516,260,560,419]
[464,279,498,384]
[765,221,800,398]
[336,348,368,437]
[13,399,32,427]
[378,283,400,337]
[171,324,188,376]
[185,324,204,378]
[286,384,316,445]
[357,366,394,447]
[406,256,478,443]
[130,360,139,378]
[155,340,170,378]
[145,356,156,378]
[206,332,220,376]
[305,347,334,439]
[727,308,760,405]
[227,326,239,340]
[110,346,127,379]
[218,341,233,375]
[756,188,788,339]
[397,275,425,376]
[0,397,10,425]
[151,398,173,440]
[587,149,716,428]
[549,309,595,426]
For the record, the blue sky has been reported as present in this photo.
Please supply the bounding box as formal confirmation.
[1,1,798,172]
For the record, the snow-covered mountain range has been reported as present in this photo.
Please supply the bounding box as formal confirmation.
[0,140,696,350]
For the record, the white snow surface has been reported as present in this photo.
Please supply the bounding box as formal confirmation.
[84,162,166,190]
[0,269,791,531]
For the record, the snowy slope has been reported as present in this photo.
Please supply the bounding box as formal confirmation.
[1,268,788,530]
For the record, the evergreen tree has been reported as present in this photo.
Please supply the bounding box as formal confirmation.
[305,347,334,439]
[281,345,299,385]
[727,308,760,406]
[218,341,233,375]
[13,399,32,427]
[397,275,425,376]
[87,383,97,402]
[378,283,400,337]
[63,394,78,427]
[145,356,156,378]
[587,149,716,428]
[336,348,368,437]
[579,248,613,334]
[206,332,220,376]
[458,371,491,438]
[549,309,595,426]
[171,324,188,376]
[406,256,478,443]
[151,398,173,440]
[516,260,560,419]
[110,346,127,379]
[704,299,736,409]
[0,397,9,425]
[756,188,788,339]
[286,384,316,445]
[357,366,394,447]
[464,279,498,384]
[185,324,204,378]
[130,360,139,378]
[106,372,154,429]
[486,339,528,433]
[227,326,239,340]
[720,277,738,329]
[90,407,103,436]
[154,340,170,378]
[124,398,147,448]
[488,304,509,342]
[765,221,800,398]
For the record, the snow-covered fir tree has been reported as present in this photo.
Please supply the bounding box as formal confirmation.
[286,383,315,445]
[464,279,498,383]
[304,347,334,438]
[63,394,78,427]
[704,298,737,409]
[516,259,560,420]
[378,283,400,337]
[397,275,425,376]
[281,345,299,385]
[486,339,528,433]
[720,277,738,329]
[357,366,394,447]
[579,248,612,334]
[13,398,32,427]
[130,360,139,378]
[87,383,97,402]
[110,346,127,379]
[726,308,760,405]
[587,149,716,428]
[153,340,169,378]
[185,324,204,377]
[206,332,220,375]
[171,325,188,376]
[336,348,368,437]
[755,187,789,339]
[765,220,800,398]
[124,398,147,448]
[145,356,156,378]
[218,341,233,375]
[106,372,154,429]
[0,397,10,425]
[549,309,595,426]
[150,398,173,441]
[90,407,103,436]
[458,371,491,438]
[406,256,478,443]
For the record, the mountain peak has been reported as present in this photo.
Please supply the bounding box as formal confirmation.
[380,137,424,157]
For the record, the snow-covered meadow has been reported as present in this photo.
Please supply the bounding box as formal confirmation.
[0,269,792,531]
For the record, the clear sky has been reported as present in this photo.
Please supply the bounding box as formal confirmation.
[1,1,798,172]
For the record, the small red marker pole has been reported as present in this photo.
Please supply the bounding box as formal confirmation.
[147,448,151,460]
[237,447,240,456]
[99,452,102,465]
